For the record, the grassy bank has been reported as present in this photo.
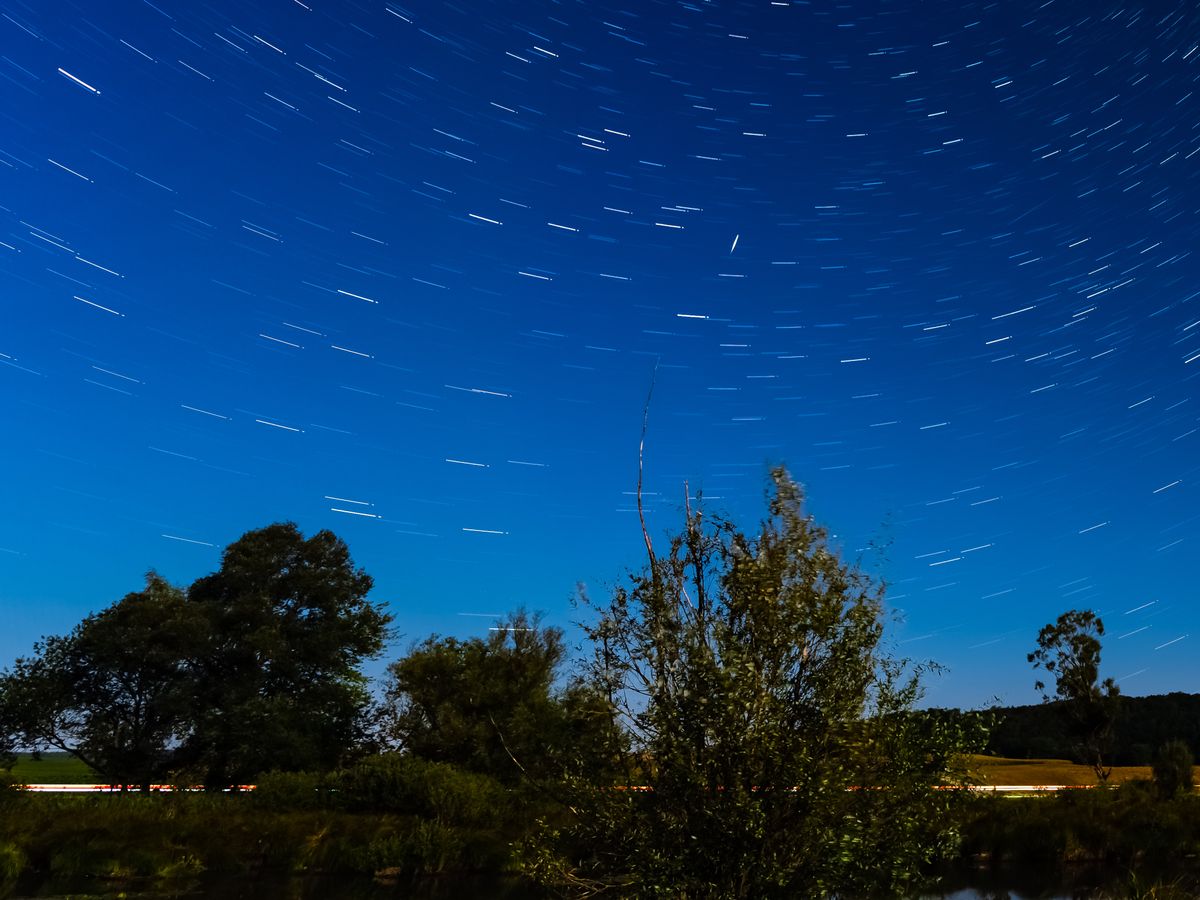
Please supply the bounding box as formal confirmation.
[0,755,539,899]
[955,781,1200,866]
[0,794,517,888]
[6,756,1200,898]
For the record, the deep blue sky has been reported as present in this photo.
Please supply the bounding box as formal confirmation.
[1,0,1197,708]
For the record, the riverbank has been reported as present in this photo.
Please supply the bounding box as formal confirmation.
[5,769,1199,898]
[0,757,537,898]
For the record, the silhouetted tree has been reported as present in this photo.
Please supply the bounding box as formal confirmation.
[182,523,392,787]
[1028,609,1120,782]
[0,574,201,788]
[1,525,390,789]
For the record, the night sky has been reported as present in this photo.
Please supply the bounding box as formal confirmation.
[2,0,1197,708]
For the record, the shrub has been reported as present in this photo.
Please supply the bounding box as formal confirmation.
[0,841,25,894]
[254,770,329,811]
[1153,741,1194,799]
[330,754,509,828]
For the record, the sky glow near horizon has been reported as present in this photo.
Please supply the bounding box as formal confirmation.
[1,0,1198,708]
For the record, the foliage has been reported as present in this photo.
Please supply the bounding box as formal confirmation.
[0,574,202,788]
[256,754,510,829]
[1105,871,1197,900]
[0,523,392,789]
[523,467,989,898]
[955,783,1200,869]
[332,754,509,825]
[182,523,392,787]
[0,787,524,892]
[1152,740,1195,799]
[0,708,14,774]
[1028,609,1121,782]
[382,610,624,784]
[981,693,1200,766]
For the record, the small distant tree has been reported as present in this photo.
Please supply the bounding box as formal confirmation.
[523,467,988,898]
[1152,740,1194,799]
[1028,609,1120,782]
[0,574,202,789]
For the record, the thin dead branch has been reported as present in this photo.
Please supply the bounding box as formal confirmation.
[637,362,658,568]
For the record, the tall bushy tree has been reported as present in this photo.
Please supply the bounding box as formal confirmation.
[0,574,201,788]
[0,523,391,789]
[1028,609,1120,782]
[182,523,391,787]
[523,468,986,898]
[382,610,622,783]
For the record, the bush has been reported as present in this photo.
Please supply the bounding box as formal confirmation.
[0,841,24,894]
[254,770,328,811]
[1153,741,1194,799]
[333,755,506,827]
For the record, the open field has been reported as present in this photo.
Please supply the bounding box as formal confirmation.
[9,751,1199,789]
[11,751,98,784]
[969,754,1200,786]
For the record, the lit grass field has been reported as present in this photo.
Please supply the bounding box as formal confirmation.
[11,751,98,784]
[7,751,1198,788]
[968,754,1200,786]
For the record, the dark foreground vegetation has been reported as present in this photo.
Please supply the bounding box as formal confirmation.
[3,466,1197,898]
[0,755,533,894]
[5,773,1200,899]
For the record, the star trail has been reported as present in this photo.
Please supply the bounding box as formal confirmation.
[1,0,1198,706]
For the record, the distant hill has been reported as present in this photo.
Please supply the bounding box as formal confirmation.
[975,692,1200,765]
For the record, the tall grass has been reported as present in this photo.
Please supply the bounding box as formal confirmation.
[0,755,534,897]
[955,780,1200,866]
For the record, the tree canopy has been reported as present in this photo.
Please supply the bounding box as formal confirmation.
[0,574,201,789]
[183,522,390,786]
[1028,609,1120,781]
[522,467,987,898]
[381,609,624,784]
[0,523,392,788]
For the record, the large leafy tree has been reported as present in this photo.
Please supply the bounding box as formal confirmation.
[0,574,202,788]
[1028,608,1120,781]
[1,524,390,789]
[182,523,392,787]
[382,610,620,783]
[523,467,987,898]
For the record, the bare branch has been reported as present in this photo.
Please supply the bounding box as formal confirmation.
[637,361,658,569]
[489,712,529,779]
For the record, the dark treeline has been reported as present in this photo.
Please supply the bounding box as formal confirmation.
[973,693,1200,766]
